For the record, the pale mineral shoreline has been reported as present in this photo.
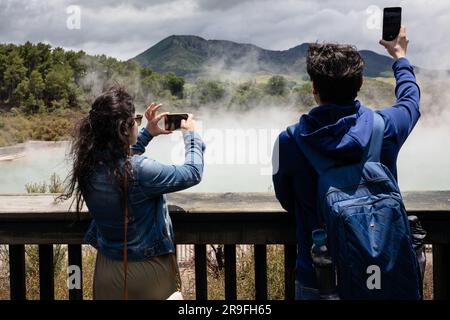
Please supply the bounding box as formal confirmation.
[0,140,69,161]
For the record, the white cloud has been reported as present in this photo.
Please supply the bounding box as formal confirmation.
[0,0,449,69]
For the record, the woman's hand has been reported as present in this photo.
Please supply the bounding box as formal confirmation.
[180,113,196,131]
[144,103,172,137]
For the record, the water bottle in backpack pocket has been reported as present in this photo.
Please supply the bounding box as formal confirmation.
[310,229,340,300]
[408,215,427,282]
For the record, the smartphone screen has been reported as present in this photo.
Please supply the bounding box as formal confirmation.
[164,113,189,131]
[383,7,402,41]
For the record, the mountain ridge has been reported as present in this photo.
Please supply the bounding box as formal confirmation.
[132,35,395,78]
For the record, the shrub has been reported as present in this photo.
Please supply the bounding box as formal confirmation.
[265,75,287,96]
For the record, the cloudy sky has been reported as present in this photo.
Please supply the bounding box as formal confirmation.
[1,0,449,69]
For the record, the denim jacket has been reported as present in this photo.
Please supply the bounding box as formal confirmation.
[83,128,205,261]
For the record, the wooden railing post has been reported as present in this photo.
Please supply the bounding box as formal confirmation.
[194,244,207,300]
[9,244,26,300]
[38,244,54,300]
[433,243,450,300]
[284,244,296,300]
[254,244,267,300]
[224,244,237,300]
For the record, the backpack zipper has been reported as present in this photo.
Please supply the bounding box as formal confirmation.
[324,177,391,198]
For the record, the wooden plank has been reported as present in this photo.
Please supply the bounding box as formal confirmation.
[3,210,450,244]
[433,244,450,300]
[0,221,91,244]
[173,212,297,245]
[9,244,26,300]
[284,244,296,300]
[1,213,297,245]
[224,245,237,300]
[1,193,450,244]
[1,191,450,218]
[39,244,54,300]
[254,244,267,300]
[194,244,207,300]
[68,244,83,300]
[0,193,284,217]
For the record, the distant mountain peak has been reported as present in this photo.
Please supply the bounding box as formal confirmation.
[132,35,394,78]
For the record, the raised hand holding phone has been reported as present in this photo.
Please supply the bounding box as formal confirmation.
[379,25,408,60]
[144,102,173,136]
[180,113,196,132]
[380,7,407,60]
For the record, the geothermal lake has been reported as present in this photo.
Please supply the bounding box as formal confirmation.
[0,109,449,193]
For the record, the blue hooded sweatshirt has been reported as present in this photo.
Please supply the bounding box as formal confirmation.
[272,57,420,290]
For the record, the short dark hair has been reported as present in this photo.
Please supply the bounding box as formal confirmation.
[306,43,364,105]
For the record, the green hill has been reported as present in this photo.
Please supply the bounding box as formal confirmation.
[132,35,394,78]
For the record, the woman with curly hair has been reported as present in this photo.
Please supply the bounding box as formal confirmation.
[59,86,205,299]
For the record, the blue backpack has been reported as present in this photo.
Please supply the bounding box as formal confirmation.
[287,111,421,299]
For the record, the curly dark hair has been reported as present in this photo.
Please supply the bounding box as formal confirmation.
[57,86,135,214]
[306,43,364,105]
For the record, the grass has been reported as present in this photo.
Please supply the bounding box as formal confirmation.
[170,245,285,300]
[25,173,64,194]
[0,110,83,147]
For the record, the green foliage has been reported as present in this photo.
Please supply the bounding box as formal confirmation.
[2,49,27,103]
[291,82,315,108]
[193,79,226,105]
[0,40,398,150]
[164,72,185,98]
[358,77,396,107]
[48,173,64,193]
[25,181,47,193]
[25,173,64,194]
[0,43,170,116]
[230,81,264,109]
[139,71,181,100]
[14,70,46,113]
[0,112,78,147]
[265,75,287,96]
[0,43,85,114]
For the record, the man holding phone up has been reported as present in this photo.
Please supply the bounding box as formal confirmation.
[272,26,422,299]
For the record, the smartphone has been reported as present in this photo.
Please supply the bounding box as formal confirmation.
[164,113,189,131]
[382,7,402,41]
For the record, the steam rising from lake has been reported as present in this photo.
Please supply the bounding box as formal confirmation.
[1,69,449,193]
[1,102,449,193]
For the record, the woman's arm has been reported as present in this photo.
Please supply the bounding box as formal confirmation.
[137,130,206,196]
[131,127,153,155]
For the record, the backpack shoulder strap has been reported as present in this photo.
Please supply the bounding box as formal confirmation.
[366,112,385,162]
[286,124,334,175]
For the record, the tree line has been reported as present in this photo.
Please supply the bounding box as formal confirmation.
[0,42,186,114]
[1,42,324,117]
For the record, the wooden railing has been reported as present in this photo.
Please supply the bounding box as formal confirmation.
[1,191,450,300]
